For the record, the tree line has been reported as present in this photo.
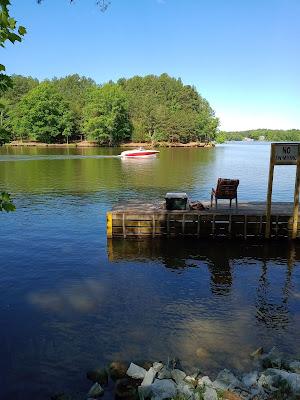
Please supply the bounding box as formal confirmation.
[217,129,300,143]
[0,73,219,146]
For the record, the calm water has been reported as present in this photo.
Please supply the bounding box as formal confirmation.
[0,143,299,399]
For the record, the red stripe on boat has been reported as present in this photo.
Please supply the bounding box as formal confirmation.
[125,151,158,156]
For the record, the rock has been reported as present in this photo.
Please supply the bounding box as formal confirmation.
[171,368,186,384]
[138,384,152,400]
[261,347,283,369]
[265,368,300,393]
[141,367,156,386]
[212,369,241,390]
[109,361,129,380]
[203,386,218,400]
[198,376,213,387]
[222,391,243,400]
[257,373,275,390]
[151,379,177,400]
[168,357,183,370]
[127,363,147,379]
[157,366,172,380]
[87,382,104,398]
[115,378,138,400]
[153,362,164,373]
[242,371,258,387]
[133,360,153,371]
[177,382,195,396]
[184,375,198,387]
[87,368,108,385]
[289,361,300,374]
[250,347,264,359]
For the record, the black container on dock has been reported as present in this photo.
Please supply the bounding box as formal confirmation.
[165,192,188,210]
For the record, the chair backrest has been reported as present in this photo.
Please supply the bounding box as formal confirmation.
[216,178,239,198]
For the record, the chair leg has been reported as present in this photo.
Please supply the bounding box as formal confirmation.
[236,196,238,208]
[211,193,213,208]
[215,198,217,209]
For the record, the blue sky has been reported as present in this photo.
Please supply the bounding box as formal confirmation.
[3,0,300,131]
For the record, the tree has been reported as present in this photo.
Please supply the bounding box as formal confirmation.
[118,74,219,143]
[51,74,97,140]
[11,82,75,143]
[0,0,26,93]
[2,75,39,106]
[83,83,132,145]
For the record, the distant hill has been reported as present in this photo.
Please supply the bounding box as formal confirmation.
[220,129,300,142]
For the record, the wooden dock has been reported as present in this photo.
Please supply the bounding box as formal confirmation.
[107,201,300,240]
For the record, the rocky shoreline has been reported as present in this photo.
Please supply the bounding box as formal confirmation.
[52,348,300,400]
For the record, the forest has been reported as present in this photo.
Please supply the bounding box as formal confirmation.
[0,73,219,146]
[218,129,300,142]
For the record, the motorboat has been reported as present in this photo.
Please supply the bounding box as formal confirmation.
[120,147,159,158]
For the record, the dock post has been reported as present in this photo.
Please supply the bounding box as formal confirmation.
[292,160,300,239]
[265,144,275,239]
[107,212,113,239]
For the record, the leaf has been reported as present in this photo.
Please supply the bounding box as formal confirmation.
[18,26,26,36]
[0,64,5,71]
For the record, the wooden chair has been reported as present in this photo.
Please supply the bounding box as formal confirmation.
[211,178,239,208]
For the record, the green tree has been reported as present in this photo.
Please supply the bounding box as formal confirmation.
[3,75,39,106]
[215,132,226,144]
[0,0,26,93]
[51,74,97,140]
[118,74,218,143]
[11,82,75,143]
[83,83,132,145]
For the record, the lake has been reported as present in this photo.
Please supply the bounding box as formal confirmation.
[0,142,299,399]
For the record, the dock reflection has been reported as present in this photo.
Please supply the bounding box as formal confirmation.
[107,239,299,330]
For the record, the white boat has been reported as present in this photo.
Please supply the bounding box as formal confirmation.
[120,147,159,158]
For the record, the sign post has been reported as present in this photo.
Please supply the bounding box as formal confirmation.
[265,143,300,239]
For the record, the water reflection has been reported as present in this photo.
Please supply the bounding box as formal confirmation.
[108,239,299,333]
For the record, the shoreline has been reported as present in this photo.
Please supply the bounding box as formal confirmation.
[5,140,215,148]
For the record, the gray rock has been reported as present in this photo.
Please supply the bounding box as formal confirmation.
[265,368,300,393]
[153,362,164,373]
[157,366,172,380]
[242,371,258,387]
[87,382,104,398]
[151,379,177,400]
[257,373,277,391]
[177,382,195,399]
[138,384,152,400]
[171,368,186,384]
[289,361,300,374]
[198,376,213,387]
[203,386,218,400]
[141,367,156,386]
[127,363,147,379]
[261,347,283,369]
[212,369,241,390]
[184,375,198,387]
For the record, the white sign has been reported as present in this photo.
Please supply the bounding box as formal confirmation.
[274,144,299,164]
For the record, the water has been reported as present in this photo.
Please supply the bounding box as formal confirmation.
[0,142,299,399]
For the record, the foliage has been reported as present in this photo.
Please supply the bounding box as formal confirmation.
[51,74,97,139]
[11,82,75,143]
[118,73,219,143]
[0,0,26,93]
[0,191,15,212]
[215,132,226,144]
[82,83,132,145]
[2,75,39,106]
[222,129,300,142]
